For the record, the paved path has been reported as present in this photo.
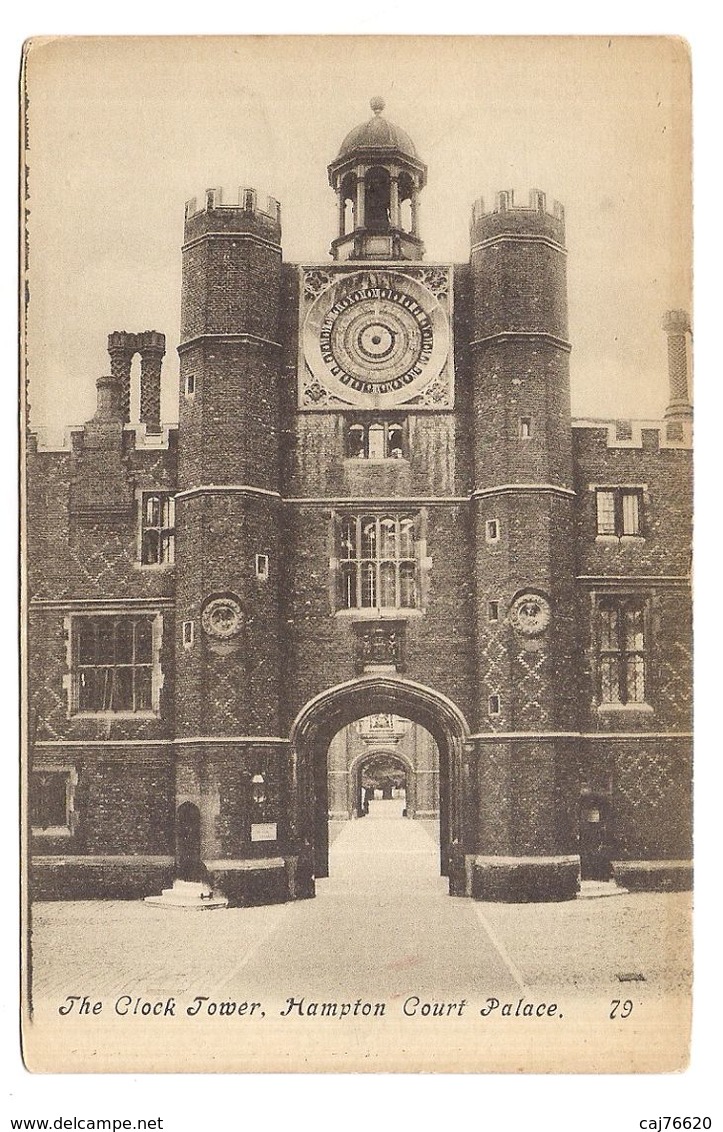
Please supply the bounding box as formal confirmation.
[29,803,691,1009]
[26,807,692,1071]
[252,800,520,1002]
[30,804,521,1007]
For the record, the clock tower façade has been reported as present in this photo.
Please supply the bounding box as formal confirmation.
[28,98,693,906]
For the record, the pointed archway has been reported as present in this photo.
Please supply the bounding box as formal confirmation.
[289,675,471,896]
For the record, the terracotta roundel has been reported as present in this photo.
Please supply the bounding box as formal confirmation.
[508,593,551,637]
[303,269,449,407]
[201,596,243,641]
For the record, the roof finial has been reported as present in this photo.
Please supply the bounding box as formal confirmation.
[370,96,385,116]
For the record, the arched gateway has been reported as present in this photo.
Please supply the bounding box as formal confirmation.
[290,676,471,893]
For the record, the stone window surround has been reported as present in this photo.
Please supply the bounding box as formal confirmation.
[589,483,648,542]
[136,488,176,569]
[63,610,164,719]
[344,416,408,461]
[593,592,653,713]
[330,508,430,616]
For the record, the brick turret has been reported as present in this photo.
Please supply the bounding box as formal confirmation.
[174,186,284,864]
[468,189,580,901]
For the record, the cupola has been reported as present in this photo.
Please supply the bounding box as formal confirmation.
[328,98,427,262]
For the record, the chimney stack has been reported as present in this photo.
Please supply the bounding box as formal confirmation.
[139,330,166,433]
[93,373,123,421]
[662,310,692,424]
[107,329,166,430]
[107,331,137,423]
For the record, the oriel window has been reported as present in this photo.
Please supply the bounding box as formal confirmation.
[338,513,418,610]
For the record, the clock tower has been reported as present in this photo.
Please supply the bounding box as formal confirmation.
[27,95,693,910]
[299,101,452,414]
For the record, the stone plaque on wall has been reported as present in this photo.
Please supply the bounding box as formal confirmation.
[354,621,405,673]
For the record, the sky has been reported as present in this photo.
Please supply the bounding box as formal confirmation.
[23,36,692,436]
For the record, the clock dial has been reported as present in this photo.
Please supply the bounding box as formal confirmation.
[303,270,449,407]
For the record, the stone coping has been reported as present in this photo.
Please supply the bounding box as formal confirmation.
[205,858,287,871]
[473,855,579,867]
[612,859,692,870]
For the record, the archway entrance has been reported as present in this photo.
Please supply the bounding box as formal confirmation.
[290,676,470,895]
[357,752,409,814]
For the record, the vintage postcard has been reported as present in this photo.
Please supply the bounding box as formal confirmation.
[20,35,693,1074]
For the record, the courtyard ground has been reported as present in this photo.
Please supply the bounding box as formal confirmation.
[25,799,692,1073]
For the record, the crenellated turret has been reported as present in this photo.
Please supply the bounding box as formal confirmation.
[468,186,580,902]
[173,184,284,866]
[470,188,571,489]
[178,186,282,489]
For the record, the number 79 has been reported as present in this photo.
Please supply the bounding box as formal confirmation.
[609,999,634,1018]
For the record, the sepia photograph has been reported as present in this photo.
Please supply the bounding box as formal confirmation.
[20,34,694,1076]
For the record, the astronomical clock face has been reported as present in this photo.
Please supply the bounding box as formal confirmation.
[300,267,452,409]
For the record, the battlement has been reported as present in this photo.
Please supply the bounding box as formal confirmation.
[471,189,565,226]
[29,421,178,453]
[184,187,281,226]
[572,418,693,451]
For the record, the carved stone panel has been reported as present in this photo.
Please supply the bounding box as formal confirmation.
[353,621,405,674]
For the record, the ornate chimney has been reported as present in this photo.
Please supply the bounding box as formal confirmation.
[662,310,693,424]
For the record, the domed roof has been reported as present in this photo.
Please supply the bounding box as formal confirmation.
[337,98,418,160]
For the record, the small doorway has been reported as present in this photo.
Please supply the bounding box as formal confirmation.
[175,801,202,880]
[579,795,612,880]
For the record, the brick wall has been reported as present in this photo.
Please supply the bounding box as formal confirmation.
[29,748,175,857]
[573,426,693,577]
[27,438,177,603]
[572,428,692,733]
[178,342,281,489]
[606,737,691,859]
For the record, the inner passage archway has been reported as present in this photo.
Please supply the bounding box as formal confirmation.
[327,713,439,822]
[290,676,470,894]
[358,751,410,813]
